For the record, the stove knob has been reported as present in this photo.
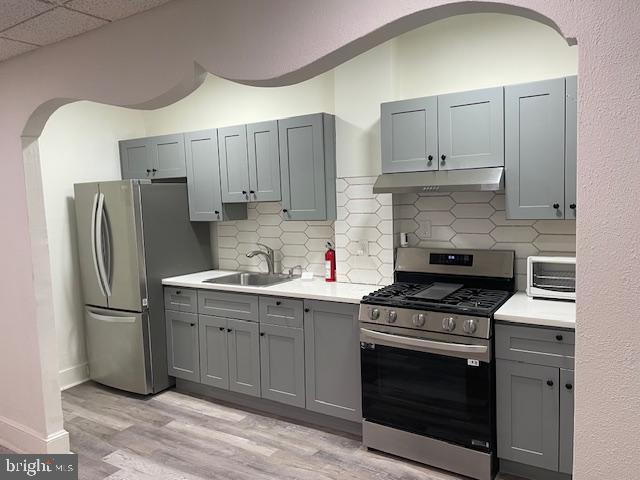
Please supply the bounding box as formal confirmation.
[413,313,426,327]
[463,319,477,334]
[370,308,380,320]
[387,310,397,323]
[442,317,456,332]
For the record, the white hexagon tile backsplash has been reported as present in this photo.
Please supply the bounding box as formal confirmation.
[214,179,576,291]
[393,191,577,290]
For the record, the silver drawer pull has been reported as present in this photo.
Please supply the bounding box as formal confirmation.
[360,328,488,355]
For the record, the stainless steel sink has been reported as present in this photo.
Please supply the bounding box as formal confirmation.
[203,272,299,287]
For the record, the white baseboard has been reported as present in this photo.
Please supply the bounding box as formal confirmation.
[59,363,89,391]
[0,415,69,453]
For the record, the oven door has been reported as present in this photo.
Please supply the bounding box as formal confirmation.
[360,325,494,452]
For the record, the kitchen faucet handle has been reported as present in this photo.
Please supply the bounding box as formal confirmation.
[256,242,273,254]
[287,265,302,277]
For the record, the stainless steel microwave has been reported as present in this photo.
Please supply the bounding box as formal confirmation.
[526,256,576,301]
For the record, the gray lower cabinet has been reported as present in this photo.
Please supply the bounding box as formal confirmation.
[559,369,575,475]
[505,77,568,219]
[227,318,261,397]
[184,129,247,222]
[564,76,577,219]
[198,315,229,389]
[259,323,305,407]
[279,113,336,221]
[437,87,504,170]
[166,310,200,382]
[496,323,575,477]
[497,359,560,471]
[380,97,438,173]
[303,301,361,422]
[120,134,186,180]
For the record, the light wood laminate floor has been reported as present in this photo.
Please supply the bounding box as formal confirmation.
[62,382,523,480]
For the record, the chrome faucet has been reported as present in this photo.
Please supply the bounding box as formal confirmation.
[246,243,275,274]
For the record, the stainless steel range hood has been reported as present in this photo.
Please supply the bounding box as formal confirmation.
[372,167,504,194]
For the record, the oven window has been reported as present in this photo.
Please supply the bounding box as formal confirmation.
[361,343,494,452]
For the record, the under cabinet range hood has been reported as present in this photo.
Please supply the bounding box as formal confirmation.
[372,167,504,194]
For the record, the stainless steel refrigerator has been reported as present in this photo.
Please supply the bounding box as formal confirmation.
[74,179,211,394]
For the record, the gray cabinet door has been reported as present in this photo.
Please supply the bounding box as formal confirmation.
[185,129,224,221]
[166,310,200,382]
[497,359,559,471]
[304,301,361,421]
[227,318,261,397]
[120,138,153,179]
[437,87,504,170]
[559,369,575,475]
[247,121,281,202]
[505,78,566,219]
[218,125,250,203]
[564,76,577,219]
[199,315,229,389]
[279,113,334,221]
[259,323,305,408]
[380,97,438,173]
[151,133,186,178]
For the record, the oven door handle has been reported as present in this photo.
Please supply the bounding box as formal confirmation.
[360,328,488,355]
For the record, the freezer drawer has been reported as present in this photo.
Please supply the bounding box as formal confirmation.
[85,307,152,394]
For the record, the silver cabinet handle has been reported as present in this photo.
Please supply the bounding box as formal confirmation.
[90,193,107,297]
[360,328,488,355]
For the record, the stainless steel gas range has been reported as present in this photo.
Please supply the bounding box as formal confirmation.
[358,248,515,480]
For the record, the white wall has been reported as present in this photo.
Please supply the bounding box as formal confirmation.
[141,72,335,135]
[38,102,146,390]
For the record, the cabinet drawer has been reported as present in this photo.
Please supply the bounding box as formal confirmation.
[198,290,259,321]
[259,296,303,328]
[164,287,197,313]
[496,323,575,369]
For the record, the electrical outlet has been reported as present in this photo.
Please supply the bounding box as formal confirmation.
[357,240,369,256]
[422,220,432,238]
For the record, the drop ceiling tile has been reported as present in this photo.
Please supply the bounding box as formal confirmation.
[0,0,52,33]
[2,7,107,45]
[66,0,170,21]
[0,37,37,62]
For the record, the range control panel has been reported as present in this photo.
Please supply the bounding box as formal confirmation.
[357,304,491,339]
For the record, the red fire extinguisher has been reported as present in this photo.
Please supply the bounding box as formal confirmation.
[325,241,336,282]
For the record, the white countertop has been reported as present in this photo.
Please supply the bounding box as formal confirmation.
[162,270,380,304]
[495,292,576,329]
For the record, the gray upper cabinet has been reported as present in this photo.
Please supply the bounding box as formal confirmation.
[247,121,281,202]
[559,369,575,475]
[565,76,577,219]
[259,323,305,408]
[120,134,187,180]
[437,87,504,170]
[279,113,336,221]
[381,97,438,173]
[304,301,361,422]
[120,138,154,179]
[218,125,251,203]
[184,129,247,222]
[505,78,566,219]
[199,315,229,389]
[166,310,200,382]
[497,359,560,471]
[227,318,261,397]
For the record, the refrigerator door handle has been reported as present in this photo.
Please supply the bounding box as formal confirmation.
[87,310,136,324]
[90,193,107,297]
[95,193,112,297]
